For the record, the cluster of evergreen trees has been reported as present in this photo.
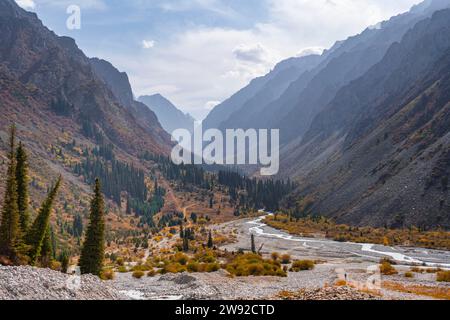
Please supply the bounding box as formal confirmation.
[128,181,166,228]
[0,125,107,276]
[0,125,61,265]
[50,97,74,116]
[74,154,147,205]
[155,156,213,189]
[180,225,195,252]
[218,170,295,211]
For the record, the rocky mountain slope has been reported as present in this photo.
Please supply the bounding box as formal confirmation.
[139,94,195,135]
[204,0,450,145]
[282,8,450,228]
[0,0,172,250]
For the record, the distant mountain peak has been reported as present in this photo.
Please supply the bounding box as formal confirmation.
[139,94,195,135]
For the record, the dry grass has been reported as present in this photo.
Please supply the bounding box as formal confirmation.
[437,271,450,282]
[383,281,450,300]
[380,261,398,275]
[264,215,450,250]
[335,280,347,286]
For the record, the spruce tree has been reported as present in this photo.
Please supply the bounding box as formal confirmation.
[79,179,105,276]
[251,233,256,254]
[207,231,213,249]
[26,176,61,265]
[0,125,20,260]
[16,141,30,233]
[39,227,53,267]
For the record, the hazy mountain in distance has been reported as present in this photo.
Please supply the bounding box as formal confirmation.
[281,8,450,228]
[89,58,171,142]
[139,94,196,135]
[202,54,322,131]
[218,54,323,131]
[206,0,450,146]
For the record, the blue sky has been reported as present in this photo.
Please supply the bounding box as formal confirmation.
[16,0,422,120]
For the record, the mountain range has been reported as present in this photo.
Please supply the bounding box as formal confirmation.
[204,0,450,228]
[1,0,449,229]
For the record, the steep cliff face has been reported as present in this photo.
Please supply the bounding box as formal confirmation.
[89,58,171,147]
[282,9,450,228]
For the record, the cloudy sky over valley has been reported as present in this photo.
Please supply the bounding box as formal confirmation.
[16,0,423,120]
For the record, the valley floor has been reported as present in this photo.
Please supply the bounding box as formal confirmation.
[110,216,450,300]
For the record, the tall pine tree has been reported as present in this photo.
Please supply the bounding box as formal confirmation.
[0,125,20,260]
[207,231,213,249]
[79,179,105,276]
[16,141,30,233]
[26,176,61,265]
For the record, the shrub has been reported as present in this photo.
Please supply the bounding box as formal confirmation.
[118,266,128,273]
[116,257,124,266]
[187,262,199,273]
[410,267,424,273]
[291,260,315,272]
[281,254,291,264]
[335,280,347,286]
[225,253,286,277]
[132,270,145,279]
[132,264,150,272]
[205,263,220,273]
[437,271,450,282]
[380,261,398,275]
[147,270,157,277]
[161,263,187,274]
[271,252,280,261]
[173,253,189,265]
[100,269,115,280]
[404,272,414,278]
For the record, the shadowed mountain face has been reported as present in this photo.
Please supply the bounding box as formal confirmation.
[138,94,196,136]
[202,0,450,228]
[282,8,450,228]
[0,0,171,156]
[204,0,450,144]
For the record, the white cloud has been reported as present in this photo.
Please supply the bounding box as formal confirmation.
[96,0,423,120]
[15,0,35,9]
[142,40,155,49]
[233,43,270,63]
[296,47,325,57]
[205,101,221,110]
[33,0,107,11]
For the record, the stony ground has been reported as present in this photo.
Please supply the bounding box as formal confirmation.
[112,265,338,300]
[0,266,126,300]
[1,216,448,300]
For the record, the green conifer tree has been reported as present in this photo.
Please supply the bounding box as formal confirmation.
[79,179,106,276]
[251,233,256,254]
[39,226,53,267]
[26,177,61,265]
[207,231,213,249]
[15,141,30,232]
[0,125,21,260]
